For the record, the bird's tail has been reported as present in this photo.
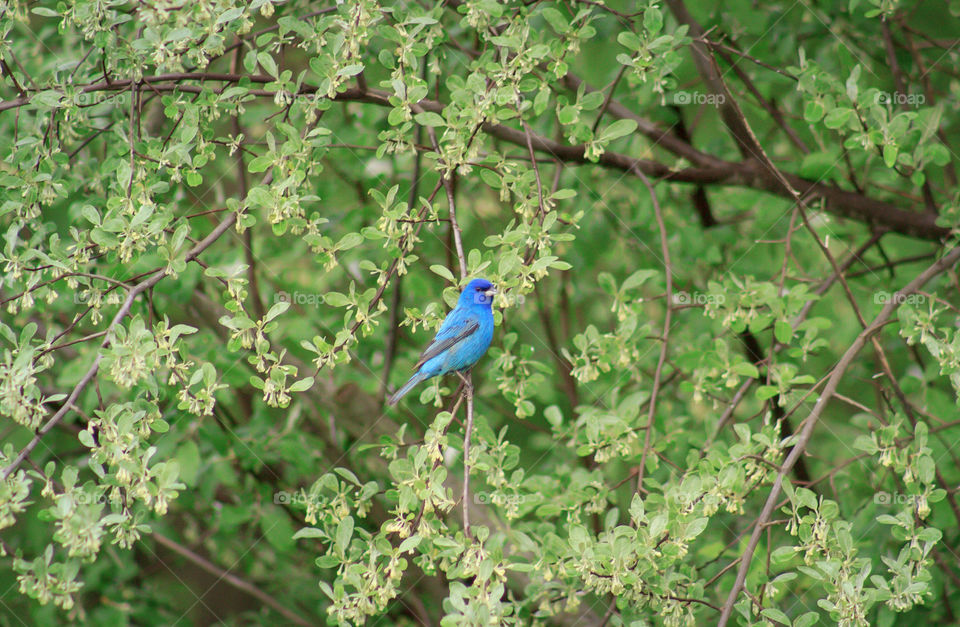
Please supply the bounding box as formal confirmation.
[387,372,428,406]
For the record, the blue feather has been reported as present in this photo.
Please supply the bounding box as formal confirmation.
[388,278,496,405]
[387,371,429,405]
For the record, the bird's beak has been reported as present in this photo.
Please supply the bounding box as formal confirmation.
[484,285,498,298]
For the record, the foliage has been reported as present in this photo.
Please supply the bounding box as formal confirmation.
[1,0,960,625]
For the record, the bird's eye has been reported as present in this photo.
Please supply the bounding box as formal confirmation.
[475,287,482,291]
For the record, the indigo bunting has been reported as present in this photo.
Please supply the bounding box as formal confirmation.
[388,278,497,405]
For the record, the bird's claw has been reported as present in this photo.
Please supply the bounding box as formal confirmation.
[456,370,473,393]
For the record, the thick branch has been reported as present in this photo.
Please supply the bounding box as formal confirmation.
[0,73,947,240]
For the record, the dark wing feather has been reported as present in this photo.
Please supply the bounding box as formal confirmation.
[414,320,479,371]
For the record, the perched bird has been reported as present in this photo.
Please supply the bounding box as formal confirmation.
[388,278,497,405]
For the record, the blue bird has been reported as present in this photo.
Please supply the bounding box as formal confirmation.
[388,278,497,405]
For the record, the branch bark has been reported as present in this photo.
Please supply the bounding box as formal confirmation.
[0,73,947,240]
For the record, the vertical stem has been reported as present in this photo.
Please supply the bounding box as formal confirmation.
[462,376,474,537]
[632,165,673,494]
[425,105,472,536]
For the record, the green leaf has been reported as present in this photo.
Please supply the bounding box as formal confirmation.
[732,362,760,378]
[289,377,314,393]
[325,292,350,307]
[643,7,663,35]
[804,101,824,123]
[264,301,289,322]
[337,64,364,78]
[883,144,898,168]
[761,608,791,624]
[430,264,456,283]
[257,52,278,77]
[557,105,578,125]
[337,232,363,250]
[293,527,324,540]
[541,7,568,32]
[413,111,445,127]
[775,320,793,344]
[617,31,640,50]
[176,441,201,486]
[33,90,64,108]
[823,107,853,129]
[600,119,638,142]
[398,535,422,553]
[757,385,779,401]
[248,155,274,173]
[621,269,657,292]
[335,516,354,554]
[216,7,244,24]
[261,507,296,551]
[770,546,796,564]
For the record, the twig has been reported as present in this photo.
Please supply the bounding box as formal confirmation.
[152,533,311,626]
[423,116,474,538]
[460,372,475,537]
[425,125,467,281]
[230,38,266,321]
[591,65,628,134]
[1,212,239,481]
[631,164,673,493]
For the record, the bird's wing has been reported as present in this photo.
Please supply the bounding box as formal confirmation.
[414,313,480,371]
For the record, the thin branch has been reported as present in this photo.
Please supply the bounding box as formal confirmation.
[152,533,311,626]
[460,372,475,537]
[632,164,673,493]
[425,124,467,281]
[1,212,239,481]
[717,244,960,626]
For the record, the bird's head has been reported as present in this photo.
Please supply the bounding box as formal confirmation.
[460,278,497,308]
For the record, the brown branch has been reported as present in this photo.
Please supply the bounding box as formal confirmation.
[632,165,673,493]
[460,372,475,537]
[707,38,809,154]
[1,212,239,481]
[717,244,960,626]
[152,533,311,626]
[230,40,266,321]
[0,72,947,239]
[665,0,766,160]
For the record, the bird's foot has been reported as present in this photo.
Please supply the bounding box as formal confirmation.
[455,370,473,394]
